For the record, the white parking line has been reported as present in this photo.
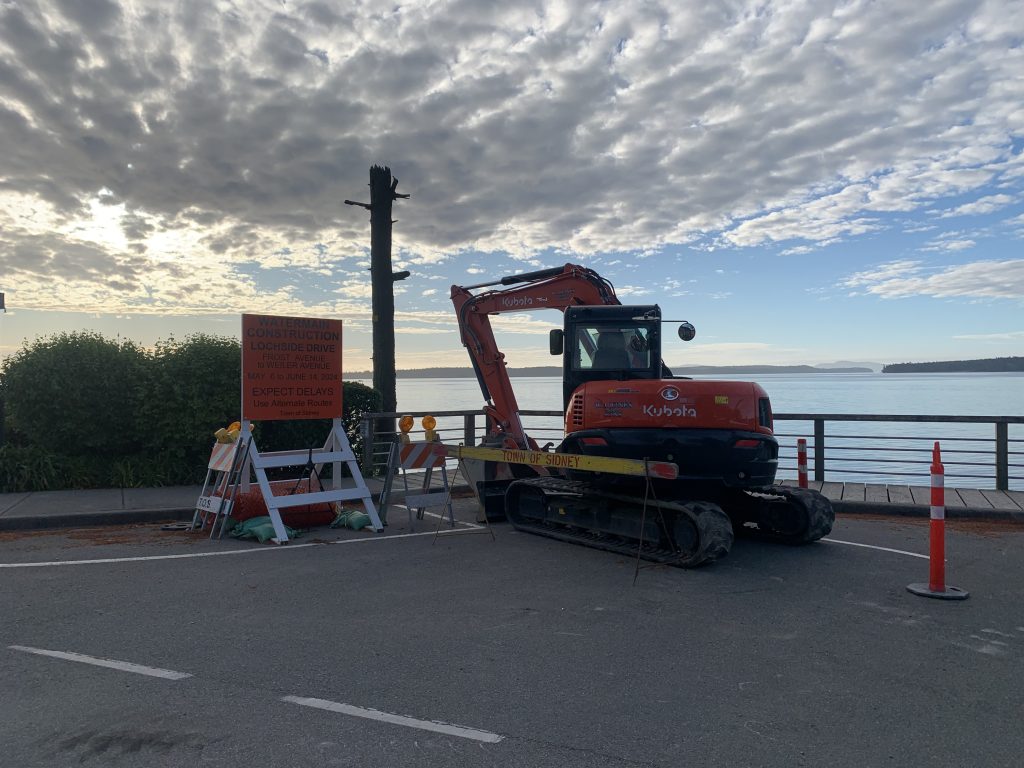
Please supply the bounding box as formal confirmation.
[417,508,482,529]
[8,645,192,680]
[282,695,504,743]
[0,527,472,568]
[822,538,929,559]
[1,528,926,569]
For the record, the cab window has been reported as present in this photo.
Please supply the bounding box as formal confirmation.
[574,325,651,370]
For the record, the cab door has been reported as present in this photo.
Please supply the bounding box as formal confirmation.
[562,321,658,407]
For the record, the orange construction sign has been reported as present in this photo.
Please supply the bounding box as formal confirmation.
[241,313,343,421]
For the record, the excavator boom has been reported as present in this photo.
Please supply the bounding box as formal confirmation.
[451,264,619,447]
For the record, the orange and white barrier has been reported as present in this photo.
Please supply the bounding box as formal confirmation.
[399,442,448,470]
[907,442,969,600]
[378,440,453,527]
[208,441,240,472]
[797,439,808,489]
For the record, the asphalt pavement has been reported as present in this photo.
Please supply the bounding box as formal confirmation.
[1,496,1022,767]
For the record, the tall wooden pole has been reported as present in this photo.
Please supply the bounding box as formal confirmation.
[345,165,409,455]
[0,293,5,447]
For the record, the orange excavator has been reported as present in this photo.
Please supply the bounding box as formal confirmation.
[452,263,834,567]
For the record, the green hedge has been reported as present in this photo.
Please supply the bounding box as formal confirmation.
[2,332,147,455]
[0,332,382,492]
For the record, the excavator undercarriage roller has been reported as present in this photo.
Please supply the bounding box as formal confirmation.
[504,477,733,568]
[727,486,835,544]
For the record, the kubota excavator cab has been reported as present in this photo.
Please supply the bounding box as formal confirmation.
[550,305,664,407]
[550,304,779,489]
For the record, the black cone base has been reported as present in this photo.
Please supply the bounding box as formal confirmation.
[907,583,969,600]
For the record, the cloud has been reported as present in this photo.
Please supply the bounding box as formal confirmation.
[938,193,1015,217]
[491,314,561,335]
[668,341,811,367]
[952,330,1024,340]
[616,285,655,297]
[780,244,818,255]
[688,342,773,352]
[395,326,452,335]
[841,258,1024,299]
[922,238,976,252]
[0,222,375,316]
[843,260,924,286]
[919,230,980,252]
[1,0,1023,318]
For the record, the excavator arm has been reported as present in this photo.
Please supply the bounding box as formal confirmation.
[451,264,620,448]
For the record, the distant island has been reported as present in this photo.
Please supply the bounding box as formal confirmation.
[882,356,1024,373]
[671,365,873,375]
[347,364,874,378]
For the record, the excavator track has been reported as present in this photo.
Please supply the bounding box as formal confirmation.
[505,477,733,568]
[729,485,835,544]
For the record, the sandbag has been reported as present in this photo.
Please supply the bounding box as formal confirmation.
[330,509,371,531]
[229,516,300,543]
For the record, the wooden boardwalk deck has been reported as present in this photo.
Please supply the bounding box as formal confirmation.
[778,478,1024,514]
[401,467,1024,517]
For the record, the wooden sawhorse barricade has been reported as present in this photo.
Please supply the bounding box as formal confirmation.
[378,440,455,529]
[238,417,383,543]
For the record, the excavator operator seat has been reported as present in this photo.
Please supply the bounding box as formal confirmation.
[593,331,629,369]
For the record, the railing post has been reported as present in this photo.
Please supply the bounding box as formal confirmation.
[995,421,1008,491]
[463,413,476,447]
[360,414,374,471]
[813,418,825,482]
[797,438,808,488]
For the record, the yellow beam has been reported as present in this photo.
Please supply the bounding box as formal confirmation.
[443,444,678,480]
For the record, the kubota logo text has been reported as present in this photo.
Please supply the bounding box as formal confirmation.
[501,296,533,308]
[643,404,697,418]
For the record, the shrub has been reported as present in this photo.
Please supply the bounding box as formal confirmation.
[0,445,59,492]
[0,331,383,491]
[137,334,242,472]
[55,452,108,489]
[0,332,147,455]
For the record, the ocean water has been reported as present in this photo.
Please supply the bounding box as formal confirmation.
[354,372,1024,489]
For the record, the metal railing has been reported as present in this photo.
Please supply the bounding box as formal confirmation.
[360,410,1024,490]
[772,414,1023,490]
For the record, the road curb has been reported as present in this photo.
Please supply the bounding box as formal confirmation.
[1,496,1019,532]
[0,508,195,532]
[834,500,1023,522]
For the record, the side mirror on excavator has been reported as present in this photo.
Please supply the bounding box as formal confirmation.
[677,322,696,341]
[549,329,564,355]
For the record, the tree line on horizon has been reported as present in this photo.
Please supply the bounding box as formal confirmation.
[882,357,1024,373]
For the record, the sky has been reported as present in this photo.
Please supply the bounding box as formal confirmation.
[1,0,1022,374]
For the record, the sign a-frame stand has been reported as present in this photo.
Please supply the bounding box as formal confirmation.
[241,313,382,543]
